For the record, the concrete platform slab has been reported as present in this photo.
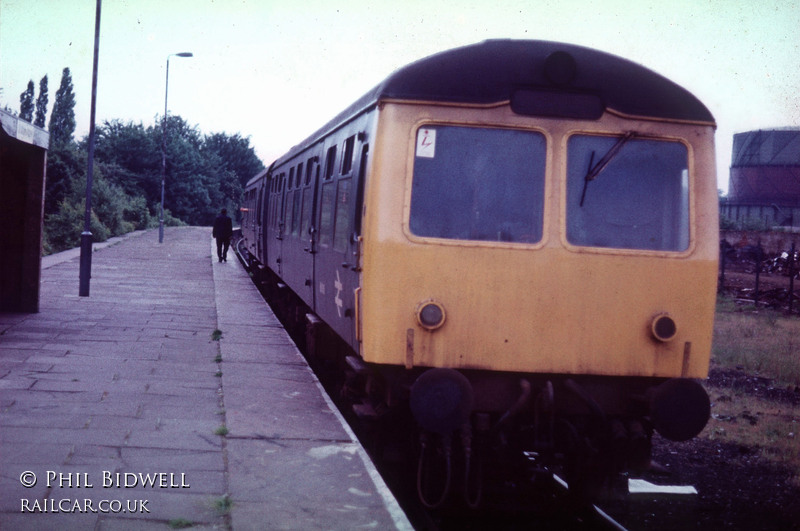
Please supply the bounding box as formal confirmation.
[1,227,410,530]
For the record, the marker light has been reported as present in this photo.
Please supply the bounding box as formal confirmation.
[416,300,446,331]
[651,313,677,342]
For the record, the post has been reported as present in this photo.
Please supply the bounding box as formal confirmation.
[789,243,796,314]
[754,243,763,308]
[159,56,170,244]
[79,0,102,296]
[158,52,192,243]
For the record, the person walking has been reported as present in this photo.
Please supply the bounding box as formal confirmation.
[212,208,233,262]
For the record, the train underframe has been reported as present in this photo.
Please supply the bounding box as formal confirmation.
[339,361,708,507]
[238,242,710,507]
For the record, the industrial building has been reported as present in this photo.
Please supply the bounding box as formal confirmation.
[720,128,800,229]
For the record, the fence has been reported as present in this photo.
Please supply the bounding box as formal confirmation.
[719,239,799,314]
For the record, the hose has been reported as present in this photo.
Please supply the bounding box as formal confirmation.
[491,379,532,434]
[416,432,452,509]
[461,422,483,508]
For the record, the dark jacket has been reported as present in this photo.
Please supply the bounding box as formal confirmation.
[212,213,233,240]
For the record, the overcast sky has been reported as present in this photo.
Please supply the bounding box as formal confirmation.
[1,0,798,193]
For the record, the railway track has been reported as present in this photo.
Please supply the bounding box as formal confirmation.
[235,239,633,530]
[402,466,631,530]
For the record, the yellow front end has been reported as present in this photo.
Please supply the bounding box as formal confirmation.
[359,102,718,379]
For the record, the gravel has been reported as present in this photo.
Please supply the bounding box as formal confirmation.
[611,367,800,530]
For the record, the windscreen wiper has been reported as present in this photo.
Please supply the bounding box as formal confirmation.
[579,131,636,207]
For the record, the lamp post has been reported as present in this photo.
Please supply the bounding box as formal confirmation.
[79,0,102,296]
[159,51,193,243]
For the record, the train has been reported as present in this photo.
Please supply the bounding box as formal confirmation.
[238,40,718,505]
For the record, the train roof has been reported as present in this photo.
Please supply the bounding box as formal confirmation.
[375,40,713,121]
[264,39,714,174]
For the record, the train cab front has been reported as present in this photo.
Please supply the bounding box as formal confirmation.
[352,41,718,506]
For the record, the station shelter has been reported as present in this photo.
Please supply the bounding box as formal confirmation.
[0,109,49,312]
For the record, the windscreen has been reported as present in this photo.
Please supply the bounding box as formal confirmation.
[409,126,546,244]
[566,134,689,251]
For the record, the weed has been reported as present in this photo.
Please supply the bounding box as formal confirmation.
[214,353,222,363]
[168,518,193,529]
[211,329,223,341]
[214,494,233,515]
[214,425,228,436]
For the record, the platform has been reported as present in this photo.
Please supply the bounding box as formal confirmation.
[0,227,411,530]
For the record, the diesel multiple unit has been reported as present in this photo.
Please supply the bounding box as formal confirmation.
[239,40,718,503]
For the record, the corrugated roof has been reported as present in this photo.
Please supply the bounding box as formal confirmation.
[0,108,49,149]
[731,128,800,167]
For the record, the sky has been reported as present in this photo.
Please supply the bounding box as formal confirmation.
[1,0,798,194]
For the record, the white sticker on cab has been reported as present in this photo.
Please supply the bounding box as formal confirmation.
[416,128,436,158]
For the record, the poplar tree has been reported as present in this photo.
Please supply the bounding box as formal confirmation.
[49,67,76,146]
[35,75,49,128]
[19,80,35,122]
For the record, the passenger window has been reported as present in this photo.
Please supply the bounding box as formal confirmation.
[291,189,302,236]
[342,136,355,175]
[319,181,335,246]
[333,178,352,252]
[566,135,689,251]
[301,187,313,238]
[410,126,546,243]
[267,180,275,227]
[354,144,369,236]
[256,189,263,226]
[306,157,315,185]
[268,194,275,228]
[284,190,294,234]
[325,146,337,180]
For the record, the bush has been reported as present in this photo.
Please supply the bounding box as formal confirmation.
[720,214,771,231]
[44,199,110,253]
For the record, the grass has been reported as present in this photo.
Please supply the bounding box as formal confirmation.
[712,295,800,386]
[704,384,798,481]
[706,294,800,484]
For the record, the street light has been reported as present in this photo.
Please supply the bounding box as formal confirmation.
[79,0,102,296]
[159,51,193,243]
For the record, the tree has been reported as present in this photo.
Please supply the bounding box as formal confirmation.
[202,132,265,188]
[201,132,264,222]
[49,67,76,147]
[91,120,160,199]
[35,75,49,128]
[19,80,34,122]
[44,143,83,215]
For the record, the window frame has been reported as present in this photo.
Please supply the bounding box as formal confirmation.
[403,122,550,249]
[560,130,696,257]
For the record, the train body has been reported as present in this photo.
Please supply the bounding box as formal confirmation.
[240,40,718,502]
